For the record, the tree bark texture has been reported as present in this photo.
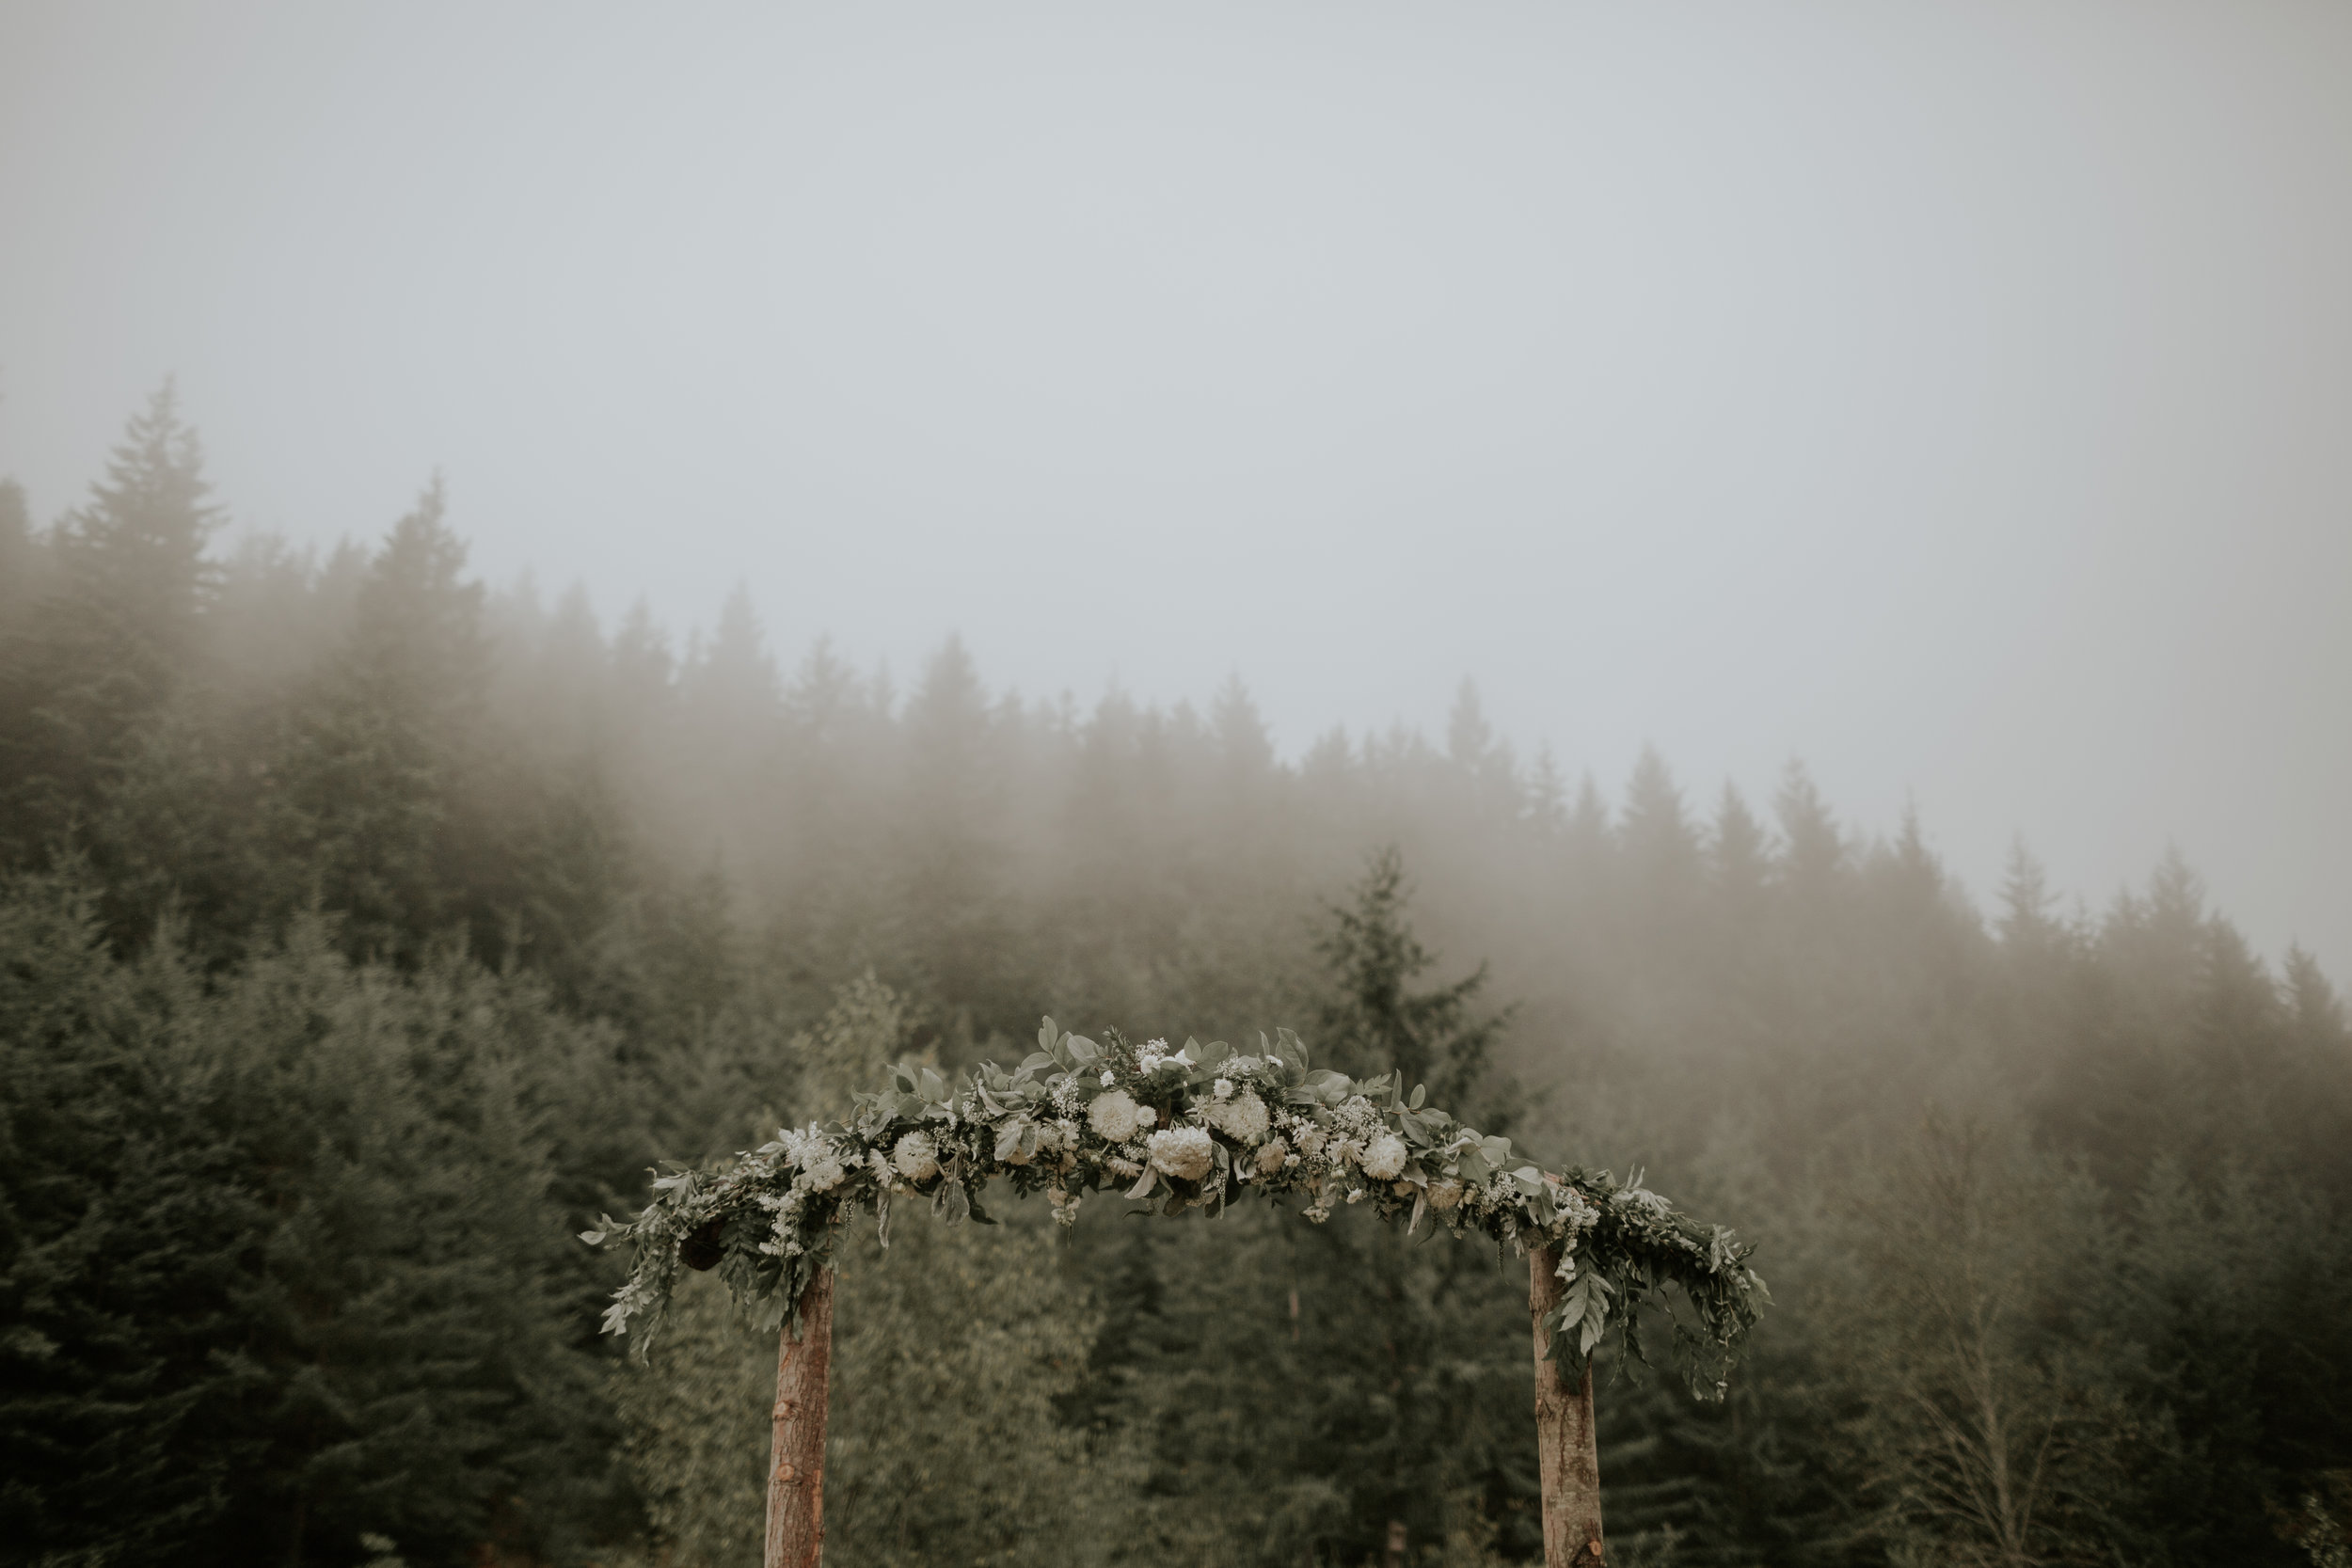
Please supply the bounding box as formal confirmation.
[1530,1246,1605,1565]
[764,1268,835,1568]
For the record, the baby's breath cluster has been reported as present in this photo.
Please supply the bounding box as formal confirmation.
[584,1020,1765,1395]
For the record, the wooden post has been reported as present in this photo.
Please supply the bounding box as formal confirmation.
[764,1268,835,1568]
[1529,1246,1605,1566]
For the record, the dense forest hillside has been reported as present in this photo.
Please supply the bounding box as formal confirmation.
[4,389,2348,1566]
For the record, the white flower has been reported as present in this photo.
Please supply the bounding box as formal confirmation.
[1297,1125,1327,1158]
[1089,1089,1142,1144]
[1255,1138,1290,1177]
[778,1125,831,1169]
[801,1160,846,1194]
[1213,1078,1233,1101]
[1204,1090,1271,1145]
[1611,1184,1668,1220]
[1360,1132,1408,1181]
[1148,1126,1216,1182]
[1426,1178,1465,1212]
[1136,1105,1159,1129]
[892,1131,940,1182]
[1345,1187,1366,1204]
[1099,1069,1116,1087]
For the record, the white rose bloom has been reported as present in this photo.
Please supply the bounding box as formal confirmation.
[1426,1178,1465,1212]
[1148,1127,1216,1182]
[1099,1069,1116,1087]
[1204,1090,1271,1145]
[892,1131,940,1182]
[1135,1105,1159,1129]
[1089,1088,1142,1144]
[1360,1132,1408,1181]
[1254,1138,1290,1176]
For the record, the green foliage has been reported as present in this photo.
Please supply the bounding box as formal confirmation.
[0,870,640,1566]
[4,390,2350,1564]
[609,975,1135,1568]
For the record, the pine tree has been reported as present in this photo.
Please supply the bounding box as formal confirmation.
[1314,846,1512,1116]
[1620,748,1701,913]
[0,385,217,869]
[1708,782,1772,913]
[0,475,40,627]
[1772,761,1844,899]
[274,481,490,962]
[0,871,258,1560]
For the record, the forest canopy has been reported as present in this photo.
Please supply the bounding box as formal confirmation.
[2,389,2348,1567]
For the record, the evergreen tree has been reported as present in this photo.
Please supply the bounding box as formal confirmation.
[0,385,217,870]
[0,475,40,627]
[1314,847,1512,1117]
[275,481,490,962]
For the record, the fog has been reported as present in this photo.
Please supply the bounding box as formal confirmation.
[5,2,2348,971]
[8,9,2352,1563]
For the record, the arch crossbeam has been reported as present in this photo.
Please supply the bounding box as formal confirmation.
[586,1021,1767,1566]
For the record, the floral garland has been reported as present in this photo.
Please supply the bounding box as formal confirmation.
[584,1021,1767,1397]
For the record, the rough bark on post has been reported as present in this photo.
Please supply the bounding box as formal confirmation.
[1530,1245,1605,1566]
[764,1268,835,1568]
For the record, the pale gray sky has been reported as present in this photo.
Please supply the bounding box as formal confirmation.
[3,1,2347,976]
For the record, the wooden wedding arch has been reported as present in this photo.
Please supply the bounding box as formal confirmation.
[587,1021,1766,1567]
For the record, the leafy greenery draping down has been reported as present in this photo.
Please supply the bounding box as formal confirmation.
[589,1021,1766,1398]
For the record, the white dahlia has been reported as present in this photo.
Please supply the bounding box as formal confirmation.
[1088,1088,1142,1144]
[1204,1090,1270,1145]
[1360,1132,1408,1181]
[892,1131,940,1182]
[1147,1126,1216,1182]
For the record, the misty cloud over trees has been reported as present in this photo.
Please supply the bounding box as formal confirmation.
[4,394,2347,1564]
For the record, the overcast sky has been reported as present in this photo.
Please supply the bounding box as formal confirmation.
[3,1,2347,976]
